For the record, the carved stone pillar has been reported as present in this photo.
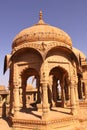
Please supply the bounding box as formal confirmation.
[74,77,79,108]
[52,77,58,107]
[70,62,79,115]
[70,80,77,115]
[9,81,14,115]
[18,76,22,108]
[9,65,14,115]
[13,83,20,117]
[13,64,20,117]
[48,75,53,106]
[61,81,66,107]
[19,87,23,108]
[81,80,84,99]
[41,81,49,120]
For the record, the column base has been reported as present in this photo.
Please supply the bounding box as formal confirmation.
[51,101,56,107]
[70,107,78,116]
[85,98,87,102]
[14,107,20,117]
[14,111,19,118]
[37,103,42,112]
[42,112,49,120]
[42,104,50,120]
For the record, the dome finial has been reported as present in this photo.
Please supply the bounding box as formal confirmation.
[36,10,45,25]
[39,10,43,20]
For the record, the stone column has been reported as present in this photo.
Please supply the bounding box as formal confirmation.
[74,79,79,109]
[9,65,14,115]
[70,80,77,115]
[19,87,23,108]
[72,75,79,109]
[9,81,14,115]
[81,80,84,99]
[41,81,49,120]
[40,62,49,119]
[65,78,70,107]
[19,76,22,108]
[13,64,20,117]
[61,75,66,107]
[52,78,58,107]
[13,83,20,117]
[61,83,64,107]
[48,75,52,106]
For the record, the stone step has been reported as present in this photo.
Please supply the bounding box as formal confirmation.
[79,101,87,107]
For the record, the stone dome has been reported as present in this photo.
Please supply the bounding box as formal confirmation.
[12,11,72,48]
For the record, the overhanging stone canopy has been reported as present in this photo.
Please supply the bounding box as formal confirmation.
[12,10,72,48]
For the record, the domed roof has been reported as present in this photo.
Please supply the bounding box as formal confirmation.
[12,11,72,48]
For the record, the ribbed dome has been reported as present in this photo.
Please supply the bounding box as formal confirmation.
[12,11,72,48]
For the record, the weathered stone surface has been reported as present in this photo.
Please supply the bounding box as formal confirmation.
[2,11,87,130]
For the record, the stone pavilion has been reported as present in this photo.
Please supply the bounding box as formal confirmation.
[4,11,87,130]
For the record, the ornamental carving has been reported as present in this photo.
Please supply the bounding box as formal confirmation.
[12,29,72,48]
[12,41,72,56]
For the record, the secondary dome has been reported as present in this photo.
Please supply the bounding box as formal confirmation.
[12,11,72,48]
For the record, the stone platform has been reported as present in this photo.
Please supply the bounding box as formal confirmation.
[8,107,86,130]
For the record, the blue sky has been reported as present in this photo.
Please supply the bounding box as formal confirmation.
[0,0,87,86]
